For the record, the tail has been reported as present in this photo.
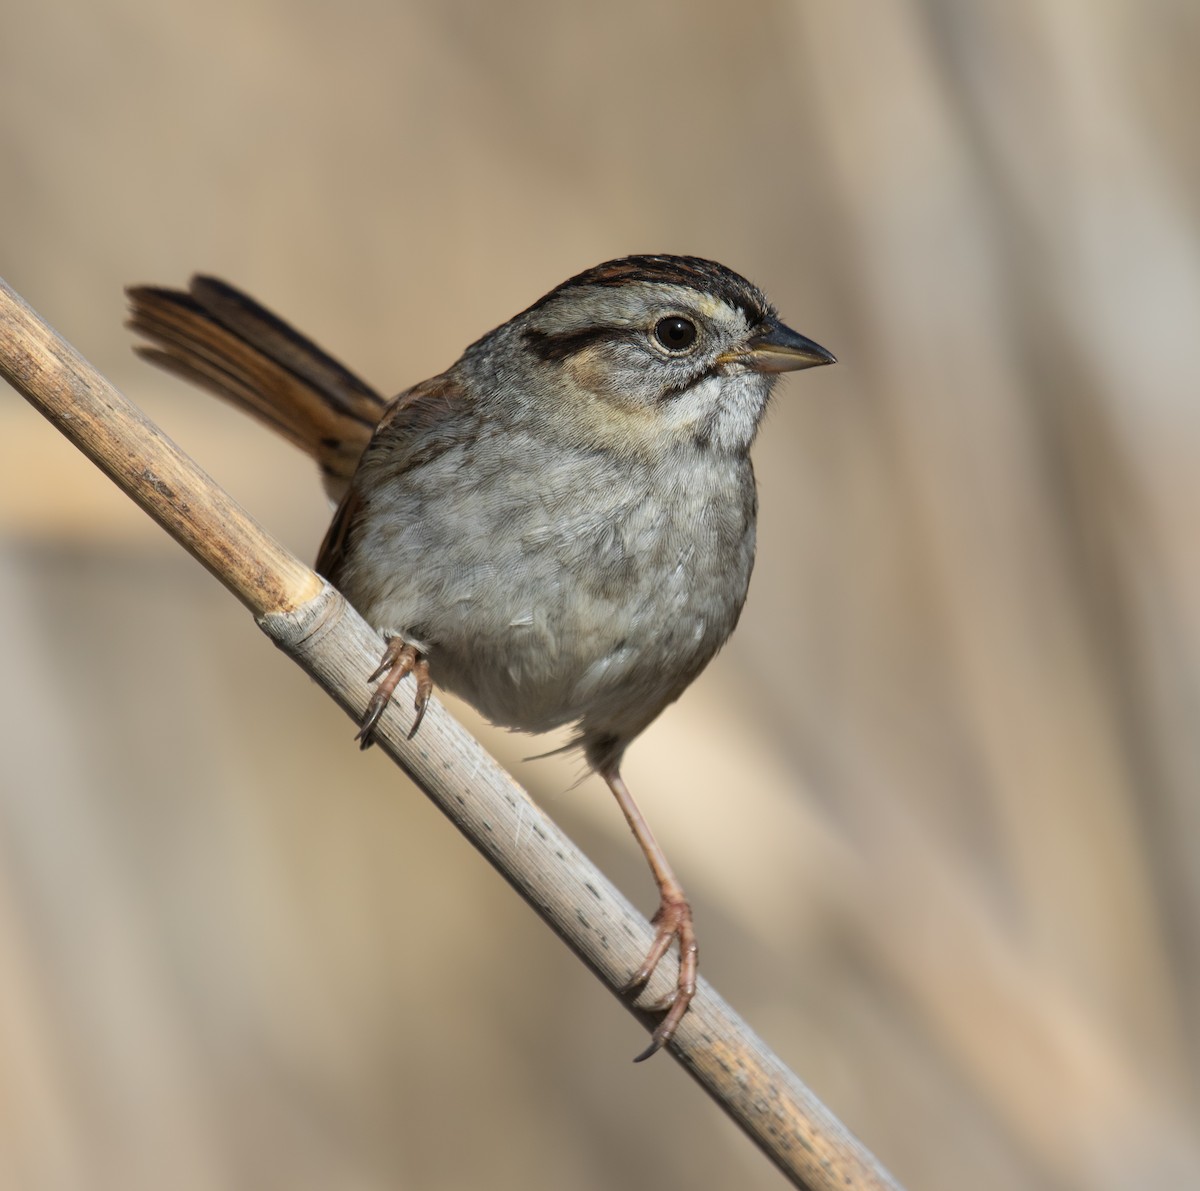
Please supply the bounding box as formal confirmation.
[126,276,389,500]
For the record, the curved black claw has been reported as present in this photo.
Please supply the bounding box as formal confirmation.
[355,698,388,750]
[356,638,430,748]
[406,659,434,740]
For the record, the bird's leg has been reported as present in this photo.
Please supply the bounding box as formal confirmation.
[356,637,432,748]
[601,765,698,1061]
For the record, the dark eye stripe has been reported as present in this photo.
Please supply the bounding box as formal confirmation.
[523,322,719,401]
[521,324,631,362]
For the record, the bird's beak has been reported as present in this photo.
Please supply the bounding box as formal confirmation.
[719,320,837,373]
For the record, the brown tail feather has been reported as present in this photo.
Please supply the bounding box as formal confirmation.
[126,277,389,499]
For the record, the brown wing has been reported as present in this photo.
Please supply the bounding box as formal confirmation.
[127,276,390,500]
[314,372,470,580]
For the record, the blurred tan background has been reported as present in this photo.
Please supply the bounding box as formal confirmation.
[2,2,1199,1188]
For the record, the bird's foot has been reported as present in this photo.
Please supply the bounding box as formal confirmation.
[356,638,432,748]
[623,890,698,1061]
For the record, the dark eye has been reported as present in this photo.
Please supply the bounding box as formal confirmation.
[653,316,698,352]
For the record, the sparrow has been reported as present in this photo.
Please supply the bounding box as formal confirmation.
[126,255,835,1058]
